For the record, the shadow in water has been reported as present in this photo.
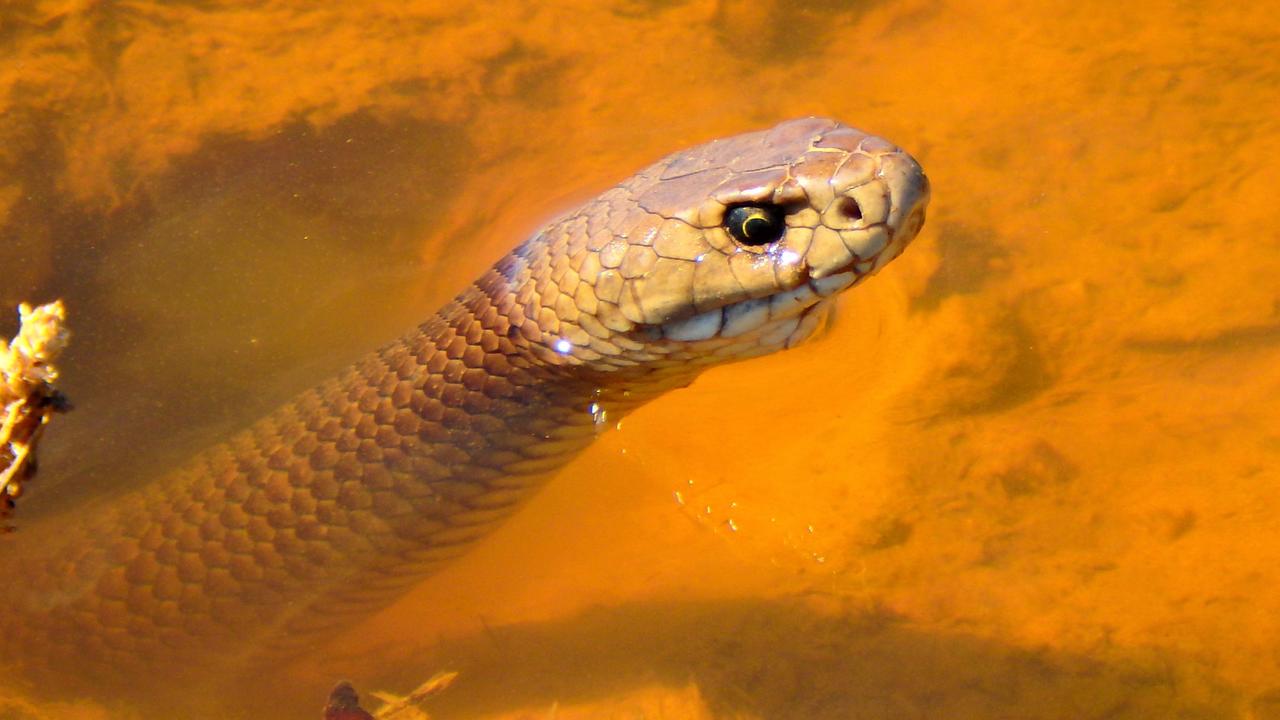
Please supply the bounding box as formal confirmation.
[5,112,471,518]
[252,597,1240,720]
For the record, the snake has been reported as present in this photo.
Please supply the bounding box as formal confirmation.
[0,117,928,700]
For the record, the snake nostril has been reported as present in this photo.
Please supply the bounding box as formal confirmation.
[838,196,862,222]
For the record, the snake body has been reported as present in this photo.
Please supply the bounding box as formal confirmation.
[0,118,928,694]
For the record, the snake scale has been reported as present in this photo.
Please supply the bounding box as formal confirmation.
[0,118,928,699]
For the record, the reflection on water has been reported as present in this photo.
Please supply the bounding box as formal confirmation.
[1,0,1278,718]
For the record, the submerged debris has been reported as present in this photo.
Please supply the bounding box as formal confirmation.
[368,671,458,719]
[323,672,458,720]
[323,681,375,720]
[0,301,70,532]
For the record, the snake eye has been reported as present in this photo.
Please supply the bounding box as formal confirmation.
[724,204,786,247]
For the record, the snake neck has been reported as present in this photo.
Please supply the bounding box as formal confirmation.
[456,264,702,421]
[0,265,699,698]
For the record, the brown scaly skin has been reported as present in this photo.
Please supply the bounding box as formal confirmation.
[0,118,928,697]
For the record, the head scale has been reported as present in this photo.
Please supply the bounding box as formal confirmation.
[493,117,930,380]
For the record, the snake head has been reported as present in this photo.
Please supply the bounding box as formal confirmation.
[496,117,929,378]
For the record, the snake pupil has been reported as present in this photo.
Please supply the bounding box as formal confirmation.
[725,204,785,247]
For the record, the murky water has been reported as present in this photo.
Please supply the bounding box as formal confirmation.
[2,0,1278,718]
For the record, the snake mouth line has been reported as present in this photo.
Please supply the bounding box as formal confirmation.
[659,265,864,344]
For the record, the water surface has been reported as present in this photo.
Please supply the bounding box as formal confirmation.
[1,1,1277,718]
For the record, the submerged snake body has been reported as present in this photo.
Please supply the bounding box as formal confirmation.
[0,118,928,689]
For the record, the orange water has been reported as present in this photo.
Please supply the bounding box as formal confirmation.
[1,1,1278,718]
